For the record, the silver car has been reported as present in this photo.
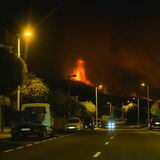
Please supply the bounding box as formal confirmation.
[65,117,84,131]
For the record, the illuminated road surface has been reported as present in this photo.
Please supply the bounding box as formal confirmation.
[1,128,160,160]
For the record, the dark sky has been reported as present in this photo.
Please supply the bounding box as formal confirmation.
[1,0,160,98]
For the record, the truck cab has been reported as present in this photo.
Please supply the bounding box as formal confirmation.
[11,103,54,139]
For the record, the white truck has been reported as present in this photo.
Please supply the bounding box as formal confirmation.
[11,103,54,139]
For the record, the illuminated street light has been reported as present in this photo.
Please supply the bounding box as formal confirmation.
[141,82,150,123]
[107,101,112,117]
[68,74,77,96]
[24,32,32,37]
[95,84,103,127]
[17,28,32,111]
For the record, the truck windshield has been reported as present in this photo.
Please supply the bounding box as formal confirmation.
[14,107,46,124]
[20,107,46,123]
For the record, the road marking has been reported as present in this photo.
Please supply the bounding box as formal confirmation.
[93,152,101,158]
[149,131,160,136]
[105,141,109,145]
[34,141,41,144]
[25,144,33,147]
[48,138,54,141]
[110,136,114,139]
[4,149,14,153]
[16,146,24,150]
[41,140,48,143]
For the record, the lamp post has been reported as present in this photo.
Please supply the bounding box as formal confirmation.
[95,85,103,127]
[17,30,32,111]
[107,102,112,117]
[68,74,77,96]
[17,36,21,111]
[95,87,98,127]
[137,98,140,126]
[141,82,150,123]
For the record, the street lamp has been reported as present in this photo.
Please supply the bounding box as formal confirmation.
[141,82,150,123]
[107,102,112,117]
[68,74,77,96]
[137,98,140,126]
[17,29,32,111]
[95,84,103,128]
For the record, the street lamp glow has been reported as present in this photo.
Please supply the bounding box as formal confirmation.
[17,27,33,111]
[98,85,103,89]
[24,32,32,37]
[95,84,103,127]
[140,82,150,123]
[141,82,146,87]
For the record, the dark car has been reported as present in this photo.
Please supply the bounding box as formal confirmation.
[11,122,48,139]
[11,111,51,139]
[149,117,160,130]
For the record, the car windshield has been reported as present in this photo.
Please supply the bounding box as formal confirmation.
[68,119,80,123]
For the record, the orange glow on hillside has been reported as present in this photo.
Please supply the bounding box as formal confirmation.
[71,59,91,85]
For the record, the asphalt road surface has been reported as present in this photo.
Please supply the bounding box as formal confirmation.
[1,128,160,160]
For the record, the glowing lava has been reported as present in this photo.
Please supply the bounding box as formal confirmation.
[71,59,91,85]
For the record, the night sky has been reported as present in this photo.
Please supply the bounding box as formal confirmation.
[1,0,160,98]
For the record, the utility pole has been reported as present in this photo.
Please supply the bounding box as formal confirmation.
[110,102,112,117]
[95,87,98,127]
[147,85,150,123]
[17,36,21,111]
[137,98,140,126]
[121,102,124,120]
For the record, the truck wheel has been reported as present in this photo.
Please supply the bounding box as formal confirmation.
[11,134,18,140]
[40,130,47,139]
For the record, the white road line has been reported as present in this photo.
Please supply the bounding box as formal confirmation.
[93,152,101,158]
[34,141,41,144]
[48,138,54,141]
[25,144,33,147]
[110,136,114,139]
[105,141,109,145]
[16,146,24,150]
[41,140,48,143]
[4,149,14,153]
[149,131,160,136]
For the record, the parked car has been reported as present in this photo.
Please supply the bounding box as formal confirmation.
[11,103,54,139]
[65,117,84,131]
[149,117,160,130]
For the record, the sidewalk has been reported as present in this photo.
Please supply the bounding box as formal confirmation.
[0,128,11,139]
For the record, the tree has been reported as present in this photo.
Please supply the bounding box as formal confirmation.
[0,44,27,95]
[21,73,49,103]
[150,101,160,118]
[122,103,136,113]
[81,101,95,114]
[49,89,79,117]
[0,44,26,132]
[122,103,137,124]
[80,101,96,125]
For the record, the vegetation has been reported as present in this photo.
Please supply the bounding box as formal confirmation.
[0,44,27,131]
[150,100,160,119]
[122,103,137,124]
[21,73,49,103]
[0,44,27,95]
[49,89,95,123]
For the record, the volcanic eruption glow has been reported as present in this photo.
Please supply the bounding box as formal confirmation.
[71,59,91,85]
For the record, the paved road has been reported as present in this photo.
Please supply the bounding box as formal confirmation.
[1,128,160,160]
